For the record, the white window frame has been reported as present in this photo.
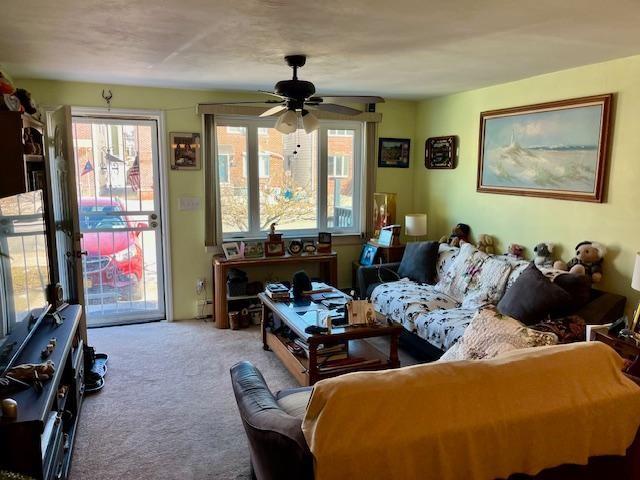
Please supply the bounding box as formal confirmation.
[258,152,271,178]
[215,117,363,239]
[226,126,245,134]
[218,153,231,184]
[328,129,352,137]
[328,155,349,178]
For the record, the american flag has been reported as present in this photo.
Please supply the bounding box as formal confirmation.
[127,155,140,192]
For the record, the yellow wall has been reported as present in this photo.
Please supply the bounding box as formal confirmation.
[17,79,417,319]
[414,54,640,313]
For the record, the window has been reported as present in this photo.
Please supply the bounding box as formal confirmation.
[328,155,349,178]
[215,119,363,238]
[328,129,351,136]
[218,154,230,183]
[259,153,271,178]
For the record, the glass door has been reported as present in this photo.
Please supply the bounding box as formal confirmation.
[71,116,165,326]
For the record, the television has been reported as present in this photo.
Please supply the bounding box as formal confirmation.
[0,190,51,378]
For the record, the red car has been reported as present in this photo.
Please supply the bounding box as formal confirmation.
[79,197,145,301]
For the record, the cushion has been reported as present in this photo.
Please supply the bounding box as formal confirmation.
[397,241,439,284]
[414,307,477,351]
[434,243,483,302]
[553,273,592,314]
[436,244,460,279]
[440,307,558,361]
[276,389,312,419]
[497,263,572,325]
[370,280,459,332]
[461,256,513,309]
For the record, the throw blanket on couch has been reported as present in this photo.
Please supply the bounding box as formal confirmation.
[302,342,640,480]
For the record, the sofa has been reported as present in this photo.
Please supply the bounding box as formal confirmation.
[357,243,626,361]
[231,359,640,480]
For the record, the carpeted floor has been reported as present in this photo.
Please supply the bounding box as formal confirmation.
[70,320,418,480]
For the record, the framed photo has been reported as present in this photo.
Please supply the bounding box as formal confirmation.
[425,136,456,169]
[477,94,612,202]
[359,243,378,266]
[170,132,201,170]
[373,192,397,238]
[222,242,242,260]
[242,241,264,259]
[378,138,410,168]
[288,239,303,255]
[265,240,285,257]
[377,228,393,247]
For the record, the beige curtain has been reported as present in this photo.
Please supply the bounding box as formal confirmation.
[203,114,222,247]
[363,122,378,240]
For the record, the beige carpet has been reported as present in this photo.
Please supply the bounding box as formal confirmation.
[70,320,418,480]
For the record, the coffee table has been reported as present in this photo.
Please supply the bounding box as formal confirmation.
[259,288,402,386]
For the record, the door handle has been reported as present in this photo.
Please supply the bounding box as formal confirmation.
[67,250,87,258]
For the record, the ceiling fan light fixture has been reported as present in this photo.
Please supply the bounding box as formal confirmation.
[275,109,298,134]
[301,110,319,134]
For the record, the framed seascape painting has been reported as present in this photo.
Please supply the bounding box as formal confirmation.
[477,94,612,202]
[378,138,410,168]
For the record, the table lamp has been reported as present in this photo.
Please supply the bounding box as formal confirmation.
[631,253,640,340]
[405,214,427,242]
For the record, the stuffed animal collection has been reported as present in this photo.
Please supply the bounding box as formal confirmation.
[476,234,495,254]
[533,242,555,268]
[439,223,471,247]
[554,241,606,283]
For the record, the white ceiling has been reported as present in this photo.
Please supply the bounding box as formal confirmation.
[2,0,640,99]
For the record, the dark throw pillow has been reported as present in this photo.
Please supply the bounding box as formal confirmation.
[552,273,592,315]
[398,241,439,285]
[497,262,572,325]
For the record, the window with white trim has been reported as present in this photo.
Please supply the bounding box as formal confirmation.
[215,118,363,238]
[328,155,349,178]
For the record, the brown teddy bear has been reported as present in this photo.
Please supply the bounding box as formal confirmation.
[553,241,606,283]
[476,234,495,254]
[439,223,471,247]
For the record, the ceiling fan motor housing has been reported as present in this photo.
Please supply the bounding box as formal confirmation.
[274,79,316,104]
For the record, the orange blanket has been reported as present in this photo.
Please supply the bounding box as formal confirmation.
[302,342,640,480]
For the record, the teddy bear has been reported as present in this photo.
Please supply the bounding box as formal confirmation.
[533,242,555,268]
[477,234,495,254]
[439,223,471,247]
[553,241,606,283]
[505,243,525,260]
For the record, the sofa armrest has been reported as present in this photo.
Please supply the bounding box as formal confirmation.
[230,361,313,480]
[357,262,401,298]
[575,291,626,325]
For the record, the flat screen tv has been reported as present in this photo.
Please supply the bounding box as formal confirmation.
[0,190,51,377]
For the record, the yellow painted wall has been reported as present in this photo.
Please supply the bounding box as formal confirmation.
[414,54,640,313]
[17,79,417,319]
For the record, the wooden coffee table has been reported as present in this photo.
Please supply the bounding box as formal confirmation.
[259,289,402,386]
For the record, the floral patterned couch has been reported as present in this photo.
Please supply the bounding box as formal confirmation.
[362,243,625,360]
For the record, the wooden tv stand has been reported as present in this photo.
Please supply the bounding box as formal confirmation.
[0,305,84,480]
[213,252,338,329]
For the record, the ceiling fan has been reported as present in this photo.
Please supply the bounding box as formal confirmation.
[200,55,385,134]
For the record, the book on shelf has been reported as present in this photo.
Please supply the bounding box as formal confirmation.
[292,338,347,358]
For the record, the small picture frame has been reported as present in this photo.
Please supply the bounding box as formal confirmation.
[242,241,264,259]
[170,132,201,170]
[378,138,410,168]
[302,241,317,254]
[288,239,303,255]
[425,135,456,169]
[317,232,332,253]
[222,242,242,260]
[377,229,393,247]
[265,240,285,257]
[359,243,378,266]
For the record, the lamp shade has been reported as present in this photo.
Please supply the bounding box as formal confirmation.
[301,110,319,134]
[405,213,427,237]
[275,109,298,134]
[632,252,640,291]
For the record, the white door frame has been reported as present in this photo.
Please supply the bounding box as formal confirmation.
[70,106,174,322]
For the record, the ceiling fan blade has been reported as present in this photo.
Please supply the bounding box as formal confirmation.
[198,99,284,106]
[309,103,362,116]
[260,105,287,117]
[258,90,287,99]
[312,95,385,104]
